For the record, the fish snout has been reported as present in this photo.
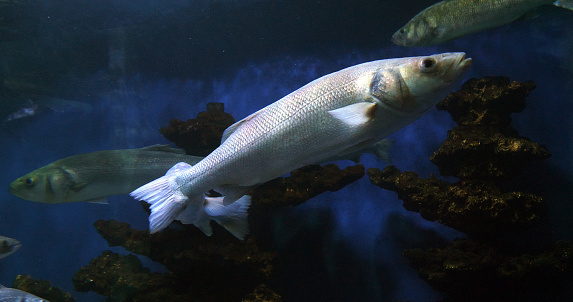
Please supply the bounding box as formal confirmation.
[443,52,472,83]
[391,31,408,46]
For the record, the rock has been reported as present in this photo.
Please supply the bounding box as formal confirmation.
[13,274,74,302]
[159,102,235,156]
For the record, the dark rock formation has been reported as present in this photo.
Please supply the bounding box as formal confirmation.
[13,274,74,302]
[251,164,365,208]
[368,77,550,236]
[368,77,569,301]
[431,77,549,180]
[159,102,235,156]
[404,239,573,301]
[368,165,544,235]
[74,220,278,301]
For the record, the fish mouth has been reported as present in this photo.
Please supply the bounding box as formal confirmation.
[391,32,409,47]
[12,242,22,253]
[444,53,472,83]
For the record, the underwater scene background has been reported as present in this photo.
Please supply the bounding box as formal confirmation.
[0,0,572,301]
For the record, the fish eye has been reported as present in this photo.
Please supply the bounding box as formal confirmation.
[24,178,34,186]
[420,58,437,71]
[399,28,406,34]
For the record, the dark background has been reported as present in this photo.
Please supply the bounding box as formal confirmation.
[0,0,572,301]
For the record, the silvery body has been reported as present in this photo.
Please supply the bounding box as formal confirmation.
[392,0,573,47]
[9,145,203,204]
[132,52,472,233]
[0,236,21,259]
[0,285,48,302]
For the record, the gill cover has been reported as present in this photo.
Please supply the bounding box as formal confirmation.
[370,67,416,112]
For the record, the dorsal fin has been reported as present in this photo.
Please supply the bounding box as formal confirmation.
[221,109,262,143]
[166,162,193,175]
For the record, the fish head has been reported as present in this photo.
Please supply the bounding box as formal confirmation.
[0,236,21,259]
[370,52,472,114]
[9,166,75,203]
[391,16,445,47]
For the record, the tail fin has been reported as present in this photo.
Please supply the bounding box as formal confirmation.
[130,174,188,233]
[554,0,573,10]
[204,195,251,240]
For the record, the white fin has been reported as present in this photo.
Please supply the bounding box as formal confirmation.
[328,102,378,127]
[554,0,573,10]
[86,197,109,204]
[364,139,394,162]
[217,185,255,206]
[140,144,185,154]
[165,162,193,175]
[175,199,202,224]
[195,218,214,237]
[130,175,189,233]
[221,120,244,143]
[205,196,251,240]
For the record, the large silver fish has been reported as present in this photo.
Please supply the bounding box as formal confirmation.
[0,285,48,302]
[392,0,573,47]
[132,52,472,234]
[10,145,250,240]
[0,236,21,259]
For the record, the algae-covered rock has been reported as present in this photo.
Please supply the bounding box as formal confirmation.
[368,77,549,236]
[159,102,235,156]
[84,220,277,301]
[13,274,74,302]
[251,164,365,208]
[368,165,545,235]
[404,239,573,301]
[368,76,568,300]
[73,250,188,301]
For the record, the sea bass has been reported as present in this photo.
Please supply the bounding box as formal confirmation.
[0,285,48,302]
[10,145,203,204]
[9,145,250,239]
[392,0,573,47]
[132,53,472,234]
[0,236,21,259]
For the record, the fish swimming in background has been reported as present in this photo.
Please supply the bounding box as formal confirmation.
[9,145,250,240]
[392,0,573,47]
[131,52,472,234]
[10,145,203,204]
[0,236,21,259]
[0,284,48,302]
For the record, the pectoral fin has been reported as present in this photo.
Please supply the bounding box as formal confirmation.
[328,102,378,127]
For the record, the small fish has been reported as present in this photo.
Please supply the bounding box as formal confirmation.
[0,236,21,259]
[131,52,472,234]
[9,145,250,239]
[2,97,93,123]
[0,285,48,302]
[3,99,40,123]
[392,0,573,47]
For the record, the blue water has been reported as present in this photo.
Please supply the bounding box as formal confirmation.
[0,1,572,301]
